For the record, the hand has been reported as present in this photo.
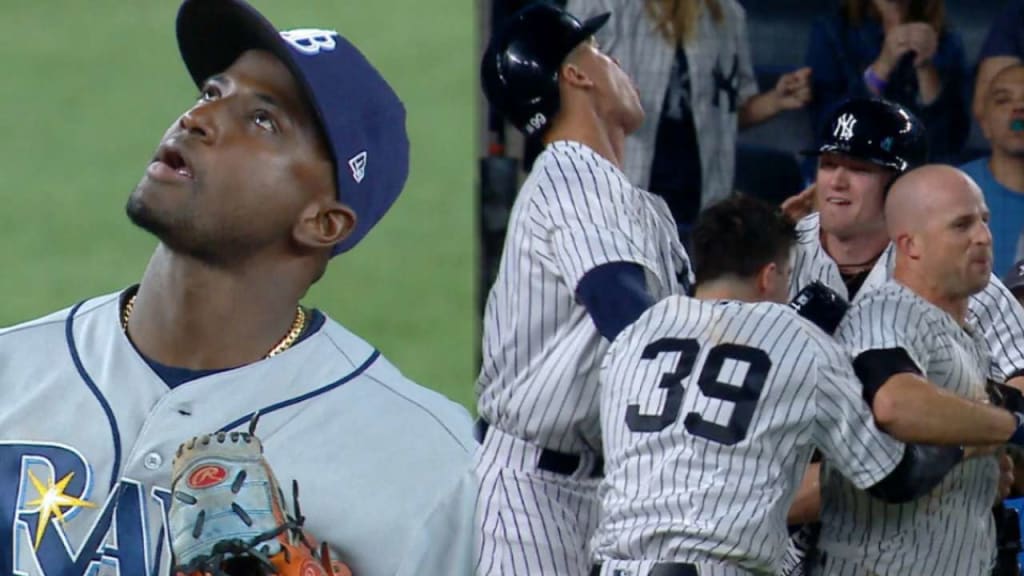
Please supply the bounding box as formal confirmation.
[903,22,939,69]
[998,453,1015,502]
[781,183,816,222]
[876,24,917,75]
[772,67,812,111]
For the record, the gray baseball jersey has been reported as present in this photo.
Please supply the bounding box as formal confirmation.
[790,212,1024,382]
[566,0,759,209]
[593,296,903,574]
[476,140,689,454]
[820,282,998,576]
[0,291,476,576]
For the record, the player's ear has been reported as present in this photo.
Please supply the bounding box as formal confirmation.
[561,51,594,90]
[756,262,778,298]
[894,232,921,260]
[293,199,357,251]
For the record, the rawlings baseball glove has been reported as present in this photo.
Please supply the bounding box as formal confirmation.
[168,417,352,576]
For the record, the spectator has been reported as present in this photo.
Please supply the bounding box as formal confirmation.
[962,64,1024,277]
[806,0,970,163]
[972,0,1024,120]
[565,0,811,242]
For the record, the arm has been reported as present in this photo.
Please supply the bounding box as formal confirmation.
[738,68,812,129]
[854,349,1018,445]
[866,443,964,503]
[576,262,656,341]
[787,463,821,524]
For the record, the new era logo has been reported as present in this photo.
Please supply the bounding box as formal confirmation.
[348,151,368,183]
[280,28,339,55]
[834,113,857,141]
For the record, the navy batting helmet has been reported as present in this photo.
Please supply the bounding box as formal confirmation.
[481,2,610,137]
[805,98,929,173]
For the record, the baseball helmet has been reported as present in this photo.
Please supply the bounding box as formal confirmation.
[804,98,928,173]
[481,2,610,137]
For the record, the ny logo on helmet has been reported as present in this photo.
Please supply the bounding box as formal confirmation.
[281,29,339,55]
[834,113,857,141]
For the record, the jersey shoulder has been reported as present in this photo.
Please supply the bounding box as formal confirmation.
[0,292,118,348]
[317,315,475,455]
[794,212,822,246]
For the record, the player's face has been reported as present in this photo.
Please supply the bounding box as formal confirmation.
[982,67,1024,158]
[572,38,644,134]
[127,49,335,263]
[920,184,993,298]
[815,153,893,240]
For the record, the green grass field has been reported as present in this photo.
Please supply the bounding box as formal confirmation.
[0,1,478,409]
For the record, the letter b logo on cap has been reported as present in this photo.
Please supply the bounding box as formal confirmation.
[281,29,339,55]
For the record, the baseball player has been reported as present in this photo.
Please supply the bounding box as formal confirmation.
[592,195,992,576]
[789,97,1024,388]
[815,164,1022,575]
[476,4,690,575]
[0,1,475,575]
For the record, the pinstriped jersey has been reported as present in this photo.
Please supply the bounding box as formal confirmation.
[789,212,1024,382]
[592,297,903,573]
[821,282,998,576]
[476,140,690,453]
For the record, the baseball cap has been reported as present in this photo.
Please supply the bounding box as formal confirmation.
[176,0,409,254]
[802,98,928,174]
[1003,259,1024,296]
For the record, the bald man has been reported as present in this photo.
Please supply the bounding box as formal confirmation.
[815,165,1021,575]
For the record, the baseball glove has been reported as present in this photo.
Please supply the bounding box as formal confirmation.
[168,417,352,576]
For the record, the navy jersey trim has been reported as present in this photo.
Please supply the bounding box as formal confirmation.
[217,350,382,432]
[66,299,122,491]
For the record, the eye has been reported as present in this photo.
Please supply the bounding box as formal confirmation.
[251,109,278,132]
[197,85,220,102]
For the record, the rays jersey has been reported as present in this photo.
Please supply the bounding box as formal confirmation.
[0,291,476,576]
[476,140,690,453]
[790,212,1024,382]
[593,296,903,574]
[820,282,998,575]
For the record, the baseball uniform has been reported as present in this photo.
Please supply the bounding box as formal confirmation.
[592,296,904,576]
[475,140,690,575]
[0,291,476,576]
[818,282,998,575]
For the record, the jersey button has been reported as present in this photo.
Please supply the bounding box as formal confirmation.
[143,452,163,470]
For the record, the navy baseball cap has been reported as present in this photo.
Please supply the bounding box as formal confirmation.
[176,0,409,254]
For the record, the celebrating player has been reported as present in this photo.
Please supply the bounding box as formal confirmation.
[0,1,475,575]
[591,195,970,576]
[475,3,691,575]
[817,165,1020,575]
[788,97,1024,388]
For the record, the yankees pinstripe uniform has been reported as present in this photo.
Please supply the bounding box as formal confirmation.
[790,212,1024,381]
[592,296,904,576]
[475,140,690,575]
[817,282,998,575]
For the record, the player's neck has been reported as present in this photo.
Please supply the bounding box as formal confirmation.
[695,279,759,303]
[126,245,310,370]
[544,110,626,169]
[893,264,970,325]
[988,153,1024,194]
[820,227,889,271]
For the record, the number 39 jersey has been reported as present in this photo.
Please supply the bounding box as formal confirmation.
[593,296,904,573]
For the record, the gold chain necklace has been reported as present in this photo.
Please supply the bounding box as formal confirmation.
[121,295,306,359]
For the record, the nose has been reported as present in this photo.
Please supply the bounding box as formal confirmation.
[974,219,993,246]
[178,102,218,143]
[829,166,849,189]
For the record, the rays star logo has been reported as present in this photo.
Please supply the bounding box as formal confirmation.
[23,469,97,549]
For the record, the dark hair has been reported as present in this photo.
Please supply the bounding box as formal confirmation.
[842,0,947,33]
[691,194,797,286]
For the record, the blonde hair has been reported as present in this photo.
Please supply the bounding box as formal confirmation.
[644,0,724,45]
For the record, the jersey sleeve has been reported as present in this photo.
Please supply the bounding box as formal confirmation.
[535,154,664,292]
[836,291,931,374]
[812,337,905,489]
[968,274,1024,381]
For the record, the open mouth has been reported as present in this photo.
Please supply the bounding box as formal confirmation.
[825,197,851,206]
[154,145,193,179]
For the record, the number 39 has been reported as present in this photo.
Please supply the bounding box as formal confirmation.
[625,338,771,446]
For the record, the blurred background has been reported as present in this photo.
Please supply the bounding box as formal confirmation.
[0,1,477,408]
